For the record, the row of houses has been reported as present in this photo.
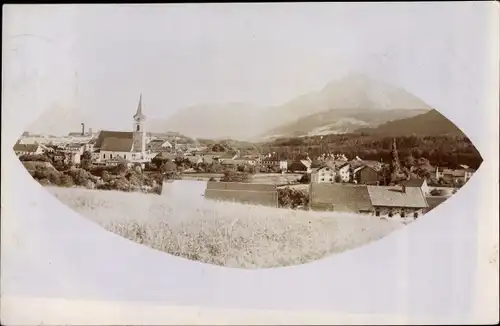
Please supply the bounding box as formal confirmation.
[309,159,475,186]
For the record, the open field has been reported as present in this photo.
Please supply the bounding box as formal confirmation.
[182,172,303,185]
[48,186,406,269]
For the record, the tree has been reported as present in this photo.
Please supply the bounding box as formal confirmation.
[113,162,128,175]
[220,170,250,183]
[19,154,49,162]
[80,151,92,169]
[334,174,342,183]
[161,160,178,179]
[278,187,309,209]
[403,155,415,168]
[211,144,226,152]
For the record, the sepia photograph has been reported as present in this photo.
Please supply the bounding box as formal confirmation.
[2,2,498,325]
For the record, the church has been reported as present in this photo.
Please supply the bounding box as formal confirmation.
[92,95,152,167]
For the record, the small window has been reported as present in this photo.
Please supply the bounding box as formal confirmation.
[375,211,380,217]
[103,154,106,159]
[414,212,419,219]
[400,212,406,218]
[388,212,393,218]
[136,125,140,131]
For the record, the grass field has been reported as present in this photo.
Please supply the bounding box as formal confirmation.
[48,186,405,269]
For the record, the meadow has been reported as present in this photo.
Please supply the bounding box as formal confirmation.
[48,186,406,269]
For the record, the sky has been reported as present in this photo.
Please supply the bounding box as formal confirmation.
[2,3,495,135]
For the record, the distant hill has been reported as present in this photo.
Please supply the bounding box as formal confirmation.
[355,109,465,137]
[155,74,435,141]
[259,108,429,140]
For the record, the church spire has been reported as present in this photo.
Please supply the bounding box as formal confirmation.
[133,93,146,121]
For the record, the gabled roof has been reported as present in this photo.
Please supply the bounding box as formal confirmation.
[310,184,374,212]
[300,160,311,168]
[367,186,428,209]
[100,137,133,152]
[94,131,133,149]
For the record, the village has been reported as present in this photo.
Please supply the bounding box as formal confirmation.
[14,95,476,220]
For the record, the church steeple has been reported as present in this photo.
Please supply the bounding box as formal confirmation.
[132,94,147,153]
[133,94,146,121]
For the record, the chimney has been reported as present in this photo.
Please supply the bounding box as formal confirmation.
[402,184,406,193]
[89,127,93,135]
[81,123,85,136]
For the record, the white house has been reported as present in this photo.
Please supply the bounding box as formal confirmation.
[401,179,430,196]
[311,166,335,183]
[337,163,351,182]
[279,160,288,171]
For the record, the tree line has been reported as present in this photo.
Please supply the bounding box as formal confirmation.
[261,134,482,170]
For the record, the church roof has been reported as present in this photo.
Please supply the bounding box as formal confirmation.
[94,131,133,149]
[100,137,133,152]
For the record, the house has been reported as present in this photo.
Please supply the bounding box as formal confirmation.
[400,178,430,196]
[261,157,283,171]
[92,95,150,166]
[356,165,383,185]
[85,138,96,152]
[13,143,45,156]
[288,160,312,173]
[309,183,428,218]
[65,143,86,156]
[147,139,172,152]
[337,162,351,182]
[279,160,288,171]
[324,160,351,182]
[311,166,335,183]
[309,183,374,213]
[367,184,429,218]
[436,167,475,184]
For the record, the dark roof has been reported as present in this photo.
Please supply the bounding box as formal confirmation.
[13,143,40,152]
[367,186,428,209]
[100,137,133,152]
[400,179,426,187]
[94,131,133,149]
[310,183,374,212]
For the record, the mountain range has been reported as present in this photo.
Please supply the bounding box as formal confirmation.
[149,74,435,141]
[355,109,465,137]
